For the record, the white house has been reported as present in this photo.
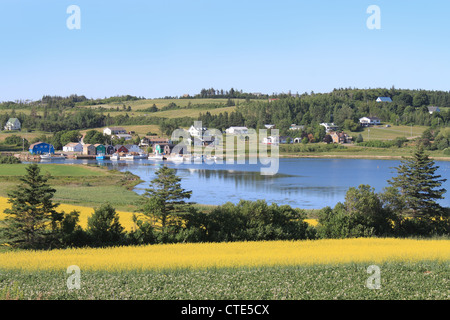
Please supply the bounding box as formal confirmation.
[359,117,381,127]
[63,142,83,153]
[262,136,279,145]
[225,126,249,135]
[289,124,304,131]
[320,123,339,133]
[4,118,21,131]
[264,124,276,129]
[428,106,441,114]
[376,97,392,103]
[188,124,208,138]
[103,127,127,136]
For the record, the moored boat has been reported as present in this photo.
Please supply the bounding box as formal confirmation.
[120,154,136,160]
[148,153,164,161]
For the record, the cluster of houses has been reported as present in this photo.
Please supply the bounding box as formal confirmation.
[17,96,446,156]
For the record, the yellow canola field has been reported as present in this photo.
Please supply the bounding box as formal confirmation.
[0,197,137,231]
[0,238,448,272]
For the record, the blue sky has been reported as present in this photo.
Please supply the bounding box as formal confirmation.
[1,0,450,101]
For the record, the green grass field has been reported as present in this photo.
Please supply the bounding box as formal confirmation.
[1,261,448,300]
[0,164,106,176]
[350,125,427,141]
[0,164,142,211]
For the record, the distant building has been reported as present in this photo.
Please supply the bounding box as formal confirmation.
[29,142,54,155]
[115,145,129,154]
[359,117,381,127]
[225,127,249,135]
[140,137,170,147]
[262,136,278,145]
[188,124,208,138]
[94,144,106,155]
[63,142,83,153]
[330,132,351,144]
[154,143,176,155]
[289,124,304,131]
[427,106,441,114]
[106,145,115,155]
[376,97,392,103]
[4,118,21,131]
[103,127,127,136]
[320,123,339,133]
[83,144,96,155]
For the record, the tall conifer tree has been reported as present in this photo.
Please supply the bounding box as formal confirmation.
[0,164,62,249]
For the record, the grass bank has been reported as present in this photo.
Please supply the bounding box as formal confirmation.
[0,164,142,211]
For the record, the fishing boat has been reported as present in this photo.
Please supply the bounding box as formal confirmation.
[134,152,148,159]
[120,154,136,161]
[40,153,65,160]
[96,153,106,160]
[206,155,222,163]
[183,154,193,163]
[110,153,119,161]
[168,154,183,162]
[148,153,165,161]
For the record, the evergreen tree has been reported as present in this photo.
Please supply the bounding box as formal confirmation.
[86,203,125,246]
[0,164,62,249]
[139,166,192,231]
[388,146,448,234]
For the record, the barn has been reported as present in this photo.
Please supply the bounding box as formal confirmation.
[29,142,55,155]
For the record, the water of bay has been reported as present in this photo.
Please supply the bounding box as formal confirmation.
[60,157,450,209]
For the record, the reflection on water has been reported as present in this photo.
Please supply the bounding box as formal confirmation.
[41,158,450,209]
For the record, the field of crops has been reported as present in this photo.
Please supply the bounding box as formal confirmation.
[1,238,448,272]
[0,239,449,300]
[0,196,138,231]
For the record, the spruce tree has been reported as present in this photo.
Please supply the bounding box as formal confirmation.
[388,146,448,232]
[0,164,62,249]
[139,166,192,230]
[86,203,124,246]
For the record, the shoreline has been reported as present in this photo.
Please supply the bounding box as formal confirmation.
[278,153,450,161]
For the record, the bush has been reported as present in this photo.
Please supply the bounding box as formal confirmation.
[0,155,21,164]
[86,203,126,247]
[202,200,310,242]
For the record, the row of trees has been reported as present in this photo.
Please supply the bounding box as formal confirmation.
[0,146,448,250]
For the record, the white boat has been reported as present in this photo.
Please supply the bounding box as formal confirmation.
[135,152,148,159]
[120,154,136,161]
[110,153,119,161]
[183,155,194,163]
[148,154,164,161]
[206,155,222,163]
[40,153,65,160]
[168,154,183,162]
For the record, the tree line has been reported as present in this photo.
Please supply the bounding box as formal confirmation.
[2,88,450,138]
